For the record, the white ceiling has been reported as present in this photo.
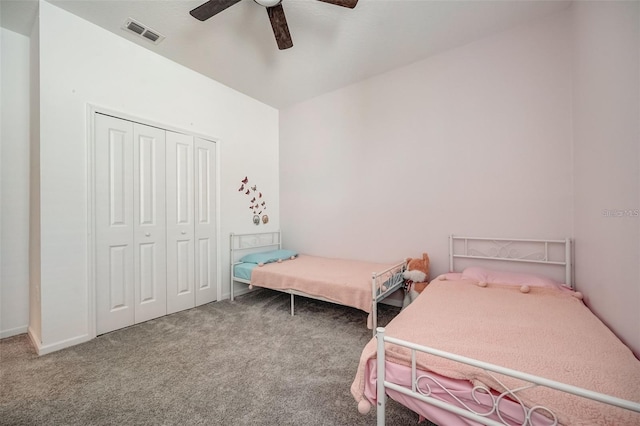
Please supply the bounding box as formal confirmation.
[1,0,571,109]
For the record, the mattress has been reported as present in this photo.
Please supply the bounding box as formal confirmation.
[351,278,640,425]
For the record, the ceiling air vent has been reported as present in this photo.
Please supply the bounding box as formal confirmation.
[143,30,160,43]
[122,18,165,45]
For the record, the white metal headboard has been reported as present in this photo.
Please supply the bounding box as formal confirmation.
[449,235,573,288]
[230,230,281,260]
[229,231,282,302]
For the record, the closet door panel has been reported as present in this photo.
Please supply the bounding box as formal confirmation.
[95,114,135,335]
[194,138,217,306]
[166,132,195,314]
[133,123,167,323]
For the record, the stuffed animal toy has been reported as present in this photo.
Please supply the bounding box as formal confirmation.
[402,253,430,309]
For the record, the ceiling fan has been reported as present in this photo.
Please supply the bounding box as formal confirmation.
[189,0,358,50]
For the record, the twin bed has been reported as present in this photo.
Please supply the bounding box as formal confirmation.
[351,236,640,425]
[230,231,405,333]
[230,231,640,425]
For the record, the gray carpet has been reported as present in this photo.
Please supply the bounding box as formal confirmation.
[0,289,434,425]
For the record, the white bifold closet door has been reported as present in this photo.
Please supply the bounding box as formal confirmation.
[96,115,167,334]
[193,137,217,306]
[165,133,217,314]
[133,123,167,324]
[95,115,136,334]
[166,132,195,314]
[96,114,216,335]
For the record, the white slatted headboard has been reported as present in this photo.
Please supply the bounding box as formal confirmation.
[230,231,282,301]
[230,230,281,262]
[449,235,573,288]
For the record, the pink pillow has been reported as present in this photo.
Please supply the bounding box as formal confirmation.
[461,266,563,289]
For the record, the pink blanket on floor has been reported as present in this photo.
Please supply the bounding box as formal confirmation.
[351,279,640,425]
[250,254,395,314]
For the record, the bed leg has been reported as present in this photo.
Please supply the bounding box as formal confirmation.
[377,327,386,426]
[291,293,295,316]
[372,301,378,337]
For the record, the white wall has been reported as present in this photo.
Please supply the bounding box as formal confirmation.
[34,1,279,353]
[1,28,31,339]
[280,11,573,282]
[572,1,640,356]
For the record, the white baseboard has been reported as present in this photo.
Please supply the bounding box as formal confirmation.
[228,286,255,299]
[27,326,41,353]
[0,325,28,339]
[28,328,92,356]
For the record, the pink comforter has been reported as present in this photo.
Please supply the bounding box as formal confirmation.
[351,279,640,425]
[250,254,395,314]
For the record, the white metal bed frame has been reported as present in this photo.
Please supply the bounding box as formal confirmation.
[230,231,406,335]
[373,235,640,425]
[376,327,640,426]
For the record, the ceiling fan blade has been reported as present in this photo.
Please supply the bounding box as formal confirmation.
[190,0,242,21]
[317,0,358,9]
[267,4,293,50]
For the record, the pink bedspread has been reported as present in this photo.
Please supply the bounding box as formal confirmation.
[362,359,554,426]
[250,254,395,314]
[351,279,640,425]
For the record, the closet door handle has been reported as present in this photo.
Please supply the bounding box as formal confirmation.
[145,232,151,237]
[181,231,187,235]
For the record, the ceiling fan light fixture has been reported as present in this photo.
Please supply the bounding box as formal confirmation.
[254,0,282,7]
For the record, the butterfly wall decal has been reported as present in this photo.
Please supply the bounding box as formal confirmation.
[238,176,269,225]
